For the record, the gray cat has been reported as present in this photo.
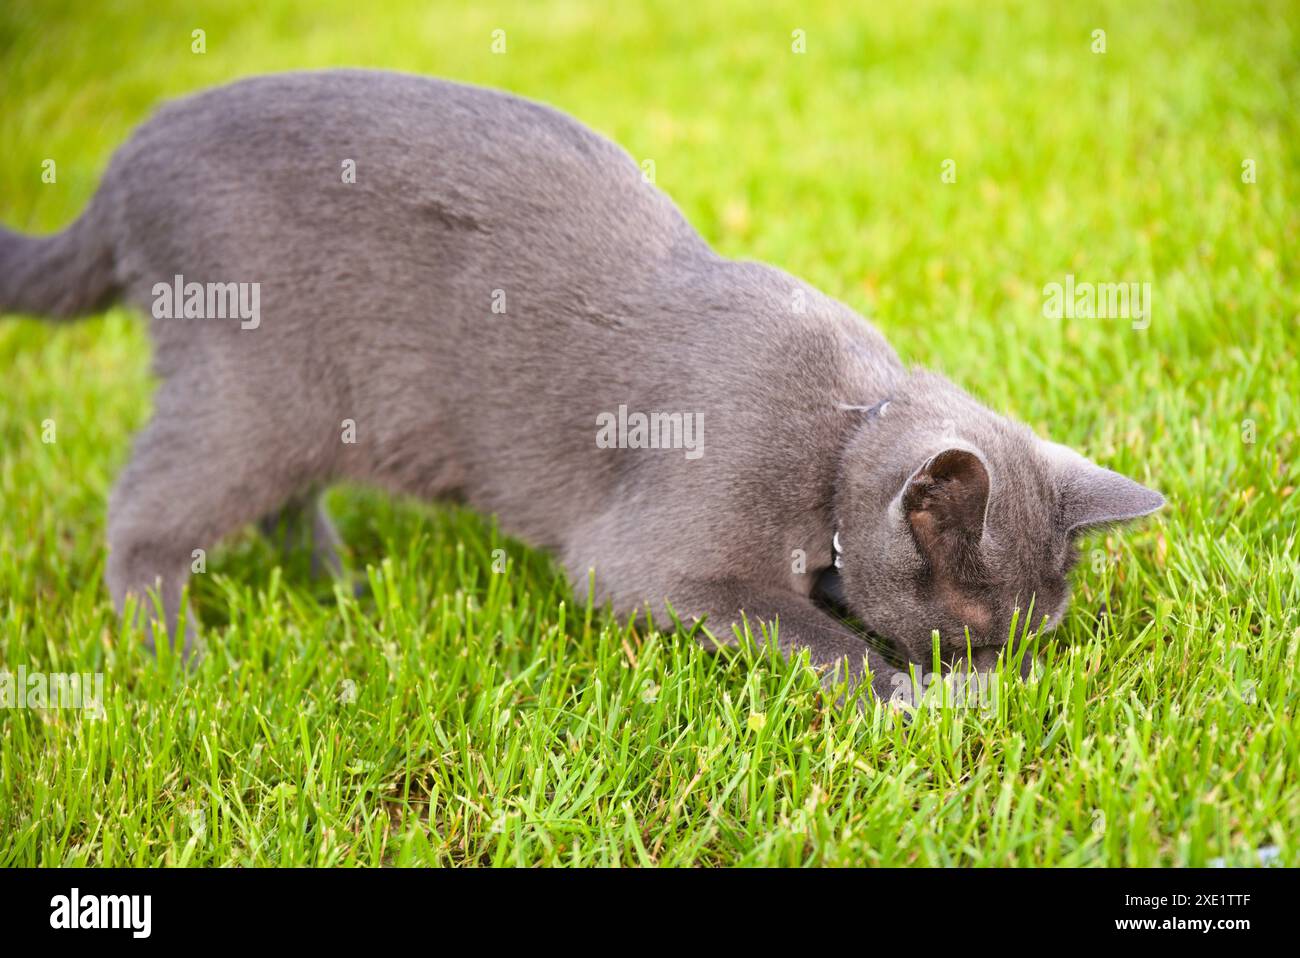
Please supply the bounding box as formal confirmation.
[1,70,1163,699]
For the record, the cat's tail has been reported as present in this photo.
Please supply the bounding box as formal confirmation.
[0,198,118,320]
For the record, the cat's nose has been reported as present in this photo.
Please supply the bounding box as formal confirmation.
[970,646,1002,672]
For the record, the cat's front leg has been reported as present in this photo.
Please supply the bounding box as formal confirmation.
[666,579,906,704]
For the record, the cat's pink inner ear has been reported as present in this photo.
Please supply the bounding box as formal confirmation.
[902,448,990,552]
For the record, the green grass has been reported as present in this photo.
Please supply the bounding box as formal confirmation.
[1,0,1297,866]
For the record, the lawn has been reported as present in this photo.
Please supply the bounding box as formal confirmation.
[0,0,1296,866]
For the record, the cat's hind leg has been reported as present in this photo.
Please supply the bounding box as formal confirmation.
[258,492,346,580]
[256,488,348,579]
[106,395,316,660]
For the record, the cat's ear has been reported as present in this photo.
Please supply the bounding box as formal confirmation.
[1043,442,1165,535]
[901,447,990,556]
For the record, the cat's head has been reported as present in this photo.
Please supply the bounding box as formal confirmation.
[832,371,1164,672]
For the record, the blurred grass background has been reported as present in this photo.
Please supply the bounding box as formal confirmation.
[0,0,1297,866]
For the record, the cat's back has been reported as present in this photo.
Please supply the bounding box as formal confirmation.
[104,70,703,290]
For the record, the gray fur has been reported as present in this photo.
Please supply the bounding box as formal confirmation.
[1,70,1163,695]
